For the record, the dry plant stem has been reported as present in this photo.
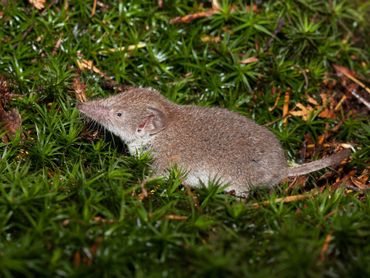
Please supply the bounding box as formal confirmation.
[338,68,370,94]
[319,234,333,262]
[283,89,290,126]
[91,0,97,16]
[268,88,281,112]
[250,189,320,209]
[334,95,347,111]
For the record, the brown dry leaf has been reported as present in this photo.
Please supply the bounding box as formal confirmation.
[28,0,45,10]
[240,56,259,64]
[76,57,113,81]
[290,102,313,121]
[307,96,319,106]
[72,77,87,103]
[318,108,336,119]
[290,92,338,121]
[165,214,188,221]
[350,169,369,190]
[286,175,308,191]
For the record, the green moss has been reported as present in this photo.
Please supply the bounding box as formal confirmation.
[0,0,369,277]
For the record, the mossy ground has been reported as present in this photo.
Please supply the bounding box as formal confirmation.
[0,1,369,277]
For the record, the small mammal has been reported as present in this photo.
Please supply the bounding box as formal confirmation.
[78,87,350,197]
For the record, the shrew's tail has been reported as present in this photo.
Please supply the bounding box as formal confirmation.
[287,149,351,177]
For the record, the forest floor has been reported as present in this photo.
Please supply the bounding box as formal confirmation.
[0,1,369,277]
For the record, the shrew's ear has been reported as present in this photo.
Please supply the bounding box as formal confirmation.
[137,106,167,135]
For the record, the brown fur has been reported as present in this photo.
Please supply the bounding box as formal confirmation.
[78,87,349,197]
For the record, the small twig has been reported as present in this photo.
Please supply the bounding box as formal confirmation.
[351,90,370,110]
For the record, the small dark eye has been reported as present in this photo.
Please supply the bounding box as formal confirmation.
[116,113,122,117]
